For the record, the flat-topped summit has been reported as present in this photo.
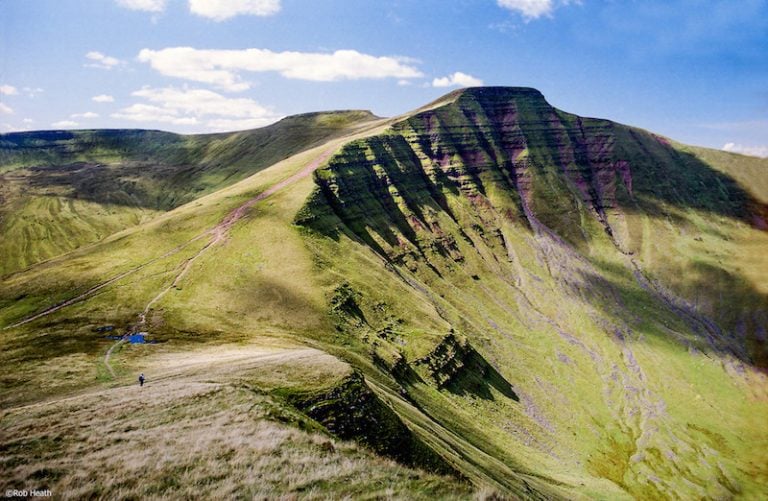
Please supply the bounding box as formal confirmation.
[455,85,547,99]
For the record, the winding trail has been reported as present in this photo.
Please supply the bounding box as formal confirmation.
[92,146,336,378]
[6,145,337,337]
[3,234,208,331]
[134,145,339,329]
[103,338,125,378]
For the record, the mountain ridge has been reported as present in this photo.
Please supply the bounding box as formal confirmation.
[1,87,767,499]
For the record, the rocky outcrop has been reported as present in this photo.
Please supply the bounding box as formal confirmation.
[302,87,764,257]
[289,371,459,476]
[294,87,768,497]
[298,87,768,367]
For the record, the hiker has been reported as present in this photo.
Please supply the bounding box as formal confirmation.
[138,373,145,387]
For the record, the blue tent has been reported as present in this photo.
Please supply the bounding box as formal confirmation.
[128,333,147,344]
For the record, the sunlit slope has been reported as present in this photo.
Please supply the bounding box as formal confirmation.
[0,111,377,276]
[296,87,768,498]
[0,138,372,402]
[1,88,767,499]
[0,118,487,498]
[0,343,473,499]
[0,115,548,497]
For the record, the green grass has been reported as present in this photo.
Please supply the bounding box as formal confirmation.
[292,87,768,497]
[1,87,766,499]
[0,344,475,500]
[0,111,381,277]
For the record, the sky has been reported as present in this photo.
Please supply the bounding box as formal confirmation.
[1,0,767,156]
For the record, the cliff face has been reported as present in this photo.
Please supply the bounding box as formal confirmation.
[304,87,767,364]
[311,87,762,253]
[298,88,768,498]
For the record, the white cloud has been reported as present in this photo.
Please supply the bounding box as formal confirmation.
[133,86,274,118]
[92,94,115,103]
[112,103,199,125]
[189,0,280,21]
[116,0,167,12]
[0,84,18,95]
[22,118,34,124]
[71,112,99,119]
[137,47,423,91]
[497,0,577,20]
[432,72,484,88]
[498,0,552,18]
[722,142,768,158]
[0,103,13,115]
[112,86,280,130]
[22,87,44,98]
[85,51,124,70]
[52,120,79,128]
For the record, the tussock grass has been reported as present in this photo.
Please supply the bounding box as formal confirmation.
[0,354,472,500]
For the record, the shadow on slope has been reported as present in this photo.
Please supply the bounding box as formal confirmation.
[0,111,380,211]
[578,258,768,369]
[298,88,768,371]
[609,127,768,232]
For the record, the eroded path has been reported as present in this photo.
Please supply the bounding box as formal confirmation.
[136,145,338,326]
[5,145,337,334]
[97,146,338,377]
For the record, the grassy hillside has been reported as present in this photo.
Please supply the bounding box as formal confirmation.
[1,88,766,499]
[0,343,473,499]
[295,87,768,497]
[0,111,379,276]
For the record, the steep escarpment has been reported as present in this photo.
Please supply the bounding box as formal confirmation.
[302,87,767,367]
[310,88,763,252]
[297,87,768,498]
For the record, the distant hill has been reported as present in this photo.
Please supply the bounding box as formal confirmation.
[0,110,379,275]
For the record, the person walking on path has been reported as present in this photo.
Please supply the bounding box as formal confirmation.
[138,373,145,387]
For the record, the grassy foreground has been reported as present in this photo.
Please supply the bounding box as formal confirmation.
[0,343,474,499]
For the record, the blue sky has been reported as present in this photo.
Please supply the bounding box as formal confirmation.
[1,0,766,155]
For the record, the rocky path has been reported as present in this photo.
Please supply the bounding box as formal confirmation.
[136,145,338,326]
[5,145,337,334]
[96,146,338,378]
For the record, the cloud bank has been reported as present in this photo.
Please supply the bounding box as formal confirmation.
[722,142,768,158]
[497,0,577,20]
[116,0,281,20]
[92,94,115,103]
[85,51,124,70]
[112,86,281,131]
[137,47,423,91]
[52,120,79,128]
